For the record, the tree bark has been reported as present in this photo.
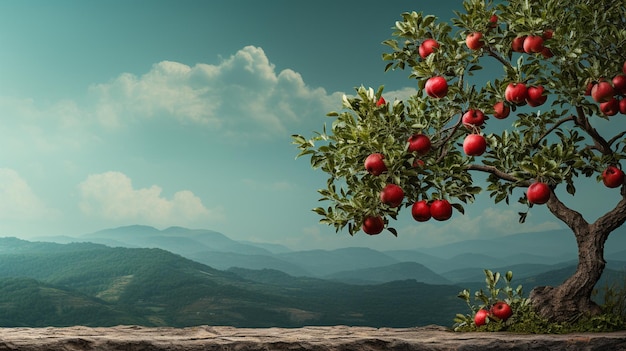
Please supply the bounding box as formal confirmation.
[529,188,626,322]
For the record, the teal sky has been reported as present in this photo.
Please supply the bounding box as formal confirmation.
[0,0,621,250]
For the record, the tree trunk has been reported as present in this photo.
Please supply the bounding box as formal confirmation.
[528,189,626,322]
[529,224,605,322]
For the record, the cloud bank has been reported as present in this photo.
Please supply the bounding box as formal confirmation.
[78,171,222,226]
[0,44,424,241]
[88,45,342,138]
[0,168,56,221]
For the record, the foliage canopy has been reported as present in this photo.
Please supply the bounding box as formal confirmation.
[293,0,626,235]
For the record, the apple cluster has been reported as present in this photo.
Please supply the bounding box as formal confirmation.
[474,301,513,327]
[525,167,625,206]
[510,29,554,59]
[361,16,626,235]
[481,23,625,203]
[362,130,455,235]
[586,63,626,190]
[421,34,492,159]
[585,63,626,117]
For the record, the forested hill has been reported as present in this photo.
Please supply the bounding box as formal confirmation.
[0,237,465,328]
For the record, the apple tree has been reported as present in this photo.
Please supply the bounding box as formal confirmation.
[293,0,626,322]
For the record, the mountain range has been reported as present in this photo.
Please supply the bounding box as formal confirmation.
[39,225,626,283]
[0,237,465,327]
[0,224,622,327]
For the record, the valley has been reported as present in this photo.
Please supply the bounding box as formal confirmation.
[0,225,624,328]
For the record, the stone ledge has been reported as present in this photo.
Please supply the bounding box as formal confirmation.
[1,325,625,351]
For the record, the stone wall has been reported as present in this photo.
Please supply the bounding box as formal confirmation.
[1,325,626,351]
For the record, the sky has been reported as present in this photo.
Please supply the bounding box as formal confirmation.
[0,0,623,251]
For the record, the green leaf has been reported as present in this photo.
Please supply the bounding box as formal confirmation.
[387,227,398,237]
[518,212,527,224]
[422,15,436,27]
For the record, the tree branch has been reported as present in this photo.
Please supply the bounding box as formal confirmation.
[466,164,524,184]
[574,106,612,154]
[545,189,589,233]
[533,115,575,148]
[607,130,626,149]
[591,187,626,236]
[435,115,463,164]
[484,46,513,69]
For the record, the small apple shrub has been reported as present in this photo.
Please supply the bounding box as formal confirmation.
[454,269,626,333]
[453,269,531,331]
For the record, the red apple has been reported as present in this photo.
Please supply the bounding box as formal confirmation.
[462,109,486,128]
[493,101,510,119]
[541,47,554,59]
[362,216,384,235]
[430,199,452,221]
[463,134,487,156]
[526,85,547,107]
[591,81,615,102]
[612,74,626,95]
[600,98,619,116]
[523,35,544,53]
[491,301,513,321]
[488,14,498,28]
[411,200,431,222]
[505,82,528,105]
[425,76,448,98]
[602,165,625,188]
[364,153,387,176]
[407,134,432,155]
[511,36,526,53]
[413,159,425,167]
[542,29,554,40]
[380,184,404,208]
[619,98,626,114]
[584,81,594,96]
[466,32,484,50]
[419,38,439,59]
[527,182,551,205]
[474,309,490,326]
[376,96,386,106]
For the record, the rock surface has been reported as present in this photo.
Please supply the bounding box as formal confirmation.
[1,325,625,351]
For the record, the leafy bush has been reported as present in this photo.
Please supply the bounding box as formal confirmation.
[453,270,626,333]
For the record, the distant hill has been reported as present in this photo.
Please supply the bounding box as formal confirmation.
[441,261,575,283]
[2,230,625,328]
[27,224,626,287]
[0,237,465,328]
[188,250,313,277]
[417,230,579,259]
[0,277,148,327]
[415,227,626,260]
[325,261,452,285]
[226,267,464,327]
[83,225,271,255]
[607,250,626,263]
[275,247,401,277]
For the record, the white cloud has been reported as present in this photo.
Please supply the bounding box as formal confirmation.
[0,97,98,154]
[379,87,419,104]
[87,46,341,138]
[1,45,346,151]
[0,168,56,220]
[78,171,222,226]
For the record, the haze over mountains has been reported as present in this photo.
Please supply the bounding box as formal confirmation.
[0,225,623,327]
[0,236,464,327]
[38,224,626,282]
